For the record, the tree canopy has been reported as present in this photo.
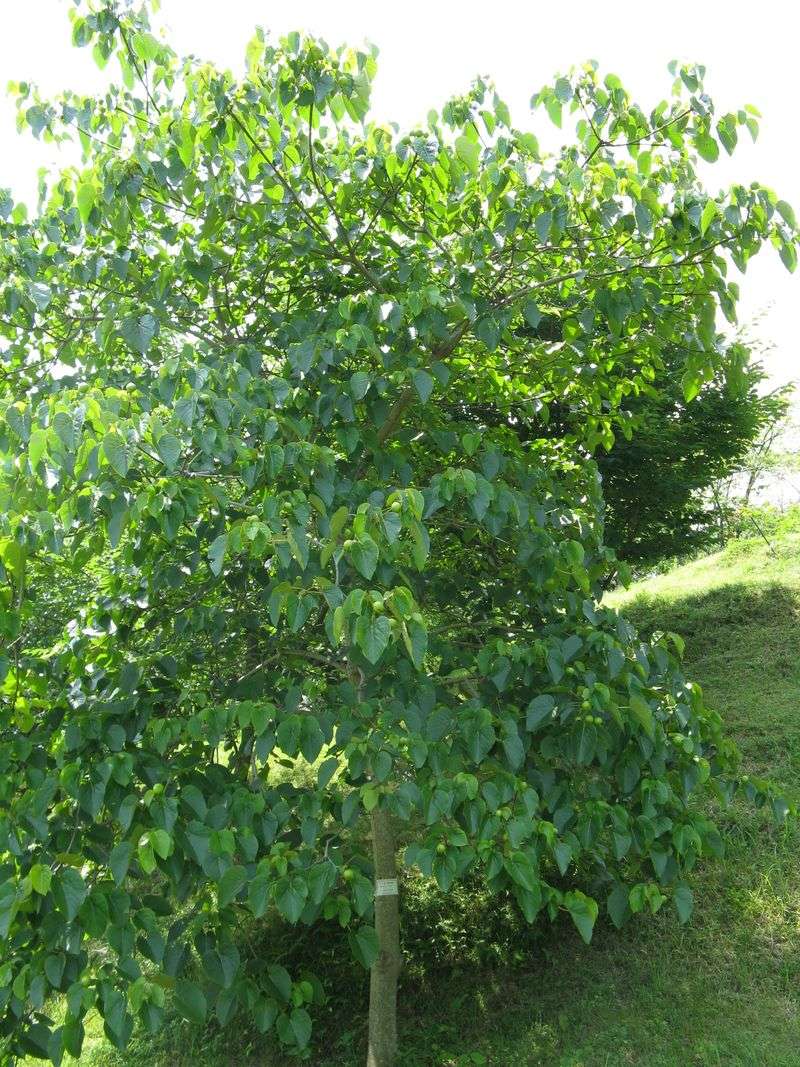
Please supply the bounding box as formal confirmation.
[0,2,796,1064]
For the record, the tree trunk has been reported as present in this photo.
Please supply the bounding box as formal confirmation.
[366,807,401,1067]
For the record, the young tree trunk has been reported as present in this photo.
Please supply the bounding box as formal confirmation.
[366,808,401,1067]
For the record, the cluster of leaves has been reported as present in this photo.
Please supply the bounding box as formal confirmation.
[0,0,796,1062]
[456,336,790,570]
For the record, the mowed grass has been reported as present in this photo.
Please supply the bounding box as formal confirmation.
[32,522,800,1067]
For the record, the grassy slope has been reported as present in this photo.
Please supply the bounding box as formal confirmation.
[44,527,800,1067]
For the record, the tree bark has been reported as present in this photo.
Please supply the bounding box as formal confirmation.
[366,807,401,1067]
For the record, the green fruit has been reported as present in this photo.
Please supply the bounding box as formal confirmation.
[436,843,447,855]
[342,867,355,882]
[390,501,402,513]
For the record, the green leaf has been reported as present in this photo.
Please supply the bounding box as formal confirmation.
[132,31,160,62]
[276,714,301,756]
[475,316,500,352]
[779,241,797,273]
[156,434,181,469]
[535,211,552,243]
[106,723,125,751]
[30,864,52,896]
[348,534,379,579]
[523,301,542,328]
[102,432,129,477]
[275,876,308,924]
[554,77,572,103]
[76,182,96,224]
[629,693,655,739]
[317,755,339,789]
[0,886,16,940]
[288,339,315,375]
[119,662,140,694]
[248,873,270,918]
[565,890,598,944]
[150,829,172,859]
[355,614,392,664]
[412,369,434,404]
[504,852,539,893]
[121,313,158,354]
[267,963,293,1001]
[455,135,480,174]
[28,429,48,468]
[175,979,207,1025]
[299,717,324,763]
[44,953,65,989]
[674,884,694,924]
[329,506,349,540]
[208,534,228,576]
[526,694,555,731]
[137,839,156,875]
[174,395,197,428]
[348,925,379,969]
[545,97,562,128]
[52,411,76,451]
[634,200,652,236]
[218,864,247,907]
[502,727,524,769]
[463,717,495,764]
[108,842,132,886]
[576,722,597,765]
[26,105,48,138]
[607,884,630,929]
[776,200,797,228]
[56,868,87,921]
[681,367,701,403]
[700,199,718,236]
[254,997,279,1033]
[288,1007,312,1048]
[350,371,371,399]
[694,133,719,163]
[553,841,572,875]
[403,619,427,670]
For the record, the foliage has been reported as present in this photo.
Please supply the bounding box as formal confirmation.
[723,501,800,546]
[463,336,791,569]
[0,1,797,1062]
[26,521,800,1066]
[708,400,797,544]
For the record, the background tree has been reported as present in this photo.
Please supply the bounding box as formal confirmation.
[459,330,791,570]
[709,383,798,545]
[593,344,790,567]
[0,3,796,1065]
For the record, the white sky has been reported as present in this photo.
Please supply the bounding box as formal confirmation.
[2,0,798,400]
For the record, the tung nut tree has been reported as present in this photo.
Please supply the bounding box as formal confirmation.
[0,3,796,1064]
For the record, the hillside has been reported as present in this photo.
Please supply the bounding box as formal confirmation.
[33,520,800,1067]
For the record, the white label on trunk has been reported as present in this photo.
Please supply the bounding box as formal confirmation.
[374,878,398,897]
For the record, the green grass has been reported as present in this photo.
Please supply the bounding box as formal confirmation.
[34,522,800,1066]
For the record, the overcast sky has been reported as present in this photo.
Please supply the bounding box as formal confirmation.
[2,0,797,398]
